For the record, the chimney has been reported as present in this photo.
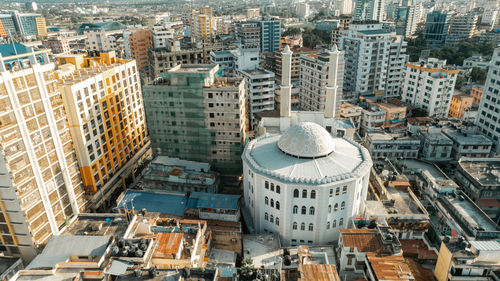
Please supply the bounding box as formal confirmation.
[280,45,293,117]
[324,44,341,119]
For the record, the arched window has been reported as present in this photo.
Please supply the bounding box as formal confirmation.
[333,220,337,227]
[301,223,305,230]
[342,186,347,194]
[301,206,307,215]
[293,222,297,230]
[341,201,345,210]
[264,212,268,221]
[276,201,280,210]
[265,196,268,205]
[293,189,299,198]
[265,181,269,189]
[339,218,344,226]
[327,222,330,229]
[276,185,280,194]
[276,217,279,226]
[334,203,338,211]
[328,204,332,213]
[336,187,340,195]
[309,207,315,215]
[270,183,274,191]
[302,189,307,198]
[329,189,333,197]
[293,205,298,214]
[270,215,274,223]
[310,190,316,199]
[308,223,314,231]
[270,199,274,207]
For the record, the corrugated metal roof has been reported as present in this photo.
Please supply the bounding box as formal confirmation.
[470,240,500,251]
[187,192,240,210]
[115,190,187,216]
[154,233,183,257]
[0,43,31,57]
[300,264,340,281]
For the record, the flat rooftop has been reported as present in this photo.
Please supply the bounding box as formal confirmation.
[403,159,448,181]
[186,192,240,210]
[240,68,273,76]
[64,213,129,238]
[458,158,500,186]
[443,128,493,145]
[442,193,499,232]
[300,264,340,281]
[243,234,281,267]
[171,64,216,73]
[116,190,188,216]
[0,256,21,276]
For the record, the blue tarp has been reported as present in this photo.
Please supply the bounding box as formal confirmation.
[186,192,240,210]
[115,190,188,216]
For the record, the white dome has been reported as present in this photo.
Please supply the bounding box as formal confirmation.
[277,122,335,158]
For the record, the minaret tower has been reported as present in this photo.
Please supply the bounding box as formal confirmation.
[280,44,293,117]
[325,44,341,118]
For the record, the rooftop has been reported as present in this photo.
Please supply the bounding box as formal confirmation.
[300,264,340,281]
[358,29,390,35]
[0,43,33,57]
[366,254,414,281]
[154,233,183,257]
[64,213,130,238]
[339,229,383,253]
[443,128,493,146]
[243,234,281,266]
[0,257,22,277]
[186,192,240,210]
[458,157,500,186]
[240,68,273,76]
[277,122,336,158]
[116,190,188,216]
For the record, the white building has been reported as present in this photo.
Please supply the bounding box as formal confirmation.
[335,0,354,15]
[339,22,408,98]
[242,122,372,245]
[353,0,385,22]
[402,57,458,118]
[85,30,124,57]
[151,24,175,49]
[240,68,275,129]
[299,49,344,117]
[296,2,310,18]
[476,47,500,153]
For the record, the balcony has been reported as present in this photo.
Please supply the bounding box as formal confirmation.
[0,127,21,144]
[0,113,16,131]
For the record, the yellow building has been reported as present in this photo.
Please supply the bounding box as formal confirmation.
[448,94,474,120]
[55,52,149,198]
[190,8,213,43]
[35,17,47,37]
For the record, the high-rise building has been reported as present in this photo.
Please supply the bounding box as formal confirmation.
[151,24,175,49]
[240,68,275,128]
[448,94,474,120]
[444,13,478,47]
[35,17,46,37]
[402,57,458,118]
[0,46,87,261]
[0,14,16,37]
[424,10,451,46]
[476,47,500,153]
[235,21,261,49]
[190,7,213,44]
[259,17,281,53]
[339,22,408,98]
[353,0,384,22]
[0,12,45,37]
[56,52,149,199]
[395,2,422,38]
[299,49,344,117]
[296,3,310,18]
[335,0,353,15]
[42,37,70,54]
[331,15,352,46]
[246,8,260,19]
[123,28,152,73]
[143,64,248,173]
[85,30,125,57]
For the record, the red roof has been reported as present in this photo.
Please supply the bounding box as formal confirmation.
[478,199,500,208]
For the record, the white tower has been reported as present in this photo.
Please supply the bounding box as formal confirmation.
[325,44,341,118]
[280,45,292,117]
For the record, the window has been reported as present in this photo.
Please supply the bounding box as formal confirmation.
[333,220,337,227]
[339,218,343,226]
[293,205,298,214]
[276,201,280,210]
[301,223,305,230]
[327,222,330,229]
[302,189,307,198]
[342,186,347,194]
[265,196,268,205]
[310,190,316,199]
[276,217,279,226]
[265,181,269,189]
[293,189,299,198]
[293,222,297,230]
[276,185,280,194]
[301,206,307,215]
[329,189,333,197]
[270,199,274,208]
[270,183,274,191]
[308,223,314,231]
[341,202,345,210]
[265,213,268,220]
[309,207,315,215]
[336,187,340,195]
[334,203,338,212]
[270,215,274,223]
[328,205,331,213]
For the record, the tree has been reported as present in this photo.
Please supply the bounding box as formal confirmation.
[283,27,301,36]
[470,67,487,84]
[239,258,255,281]
[406,34,427,62]
[455,76,466,90]
[302,28,330,49]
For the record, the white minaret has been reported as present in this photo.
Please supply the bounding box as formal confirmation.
[280,45,293,117]
[324,44,341,118]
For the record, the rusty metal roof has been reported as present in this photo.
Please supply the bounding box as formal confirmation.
[300,264,340,281]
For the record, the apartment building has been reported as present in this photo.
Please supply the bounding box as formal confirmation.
[299,50,344,117]
[402,57,458,118]
[235,21,261,49]
[448,94,474,120]
[442,128,493,160]
[445,13,478,47]
[240,68,275,128]
[143,64,248,173]
[85,30,125,57]
[476,47,500,153]
[340,22,407,98]
[470,85,483,106]
[42,37,70,54]
[353,0,385,22]
[395,3,422,38]
[424,10,451,46]
[0,12,45,37]
[419,127,453,162]
[364,132,420,159]
[56,52,149,202]
[0,48,86,261]
[190,7,213,44]
[123,28,152,74]
[331,15,352,46]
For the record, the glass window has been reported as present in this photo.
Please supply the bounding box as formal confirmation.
[264,212,268,220]
[265,196,268,205]
[342,186,347,194]
[270,183,274,191]
[334,203,338,212]
[301,206,307,215]
[308,223,314,231]
[341,202,345,210]
[276,217,279,226]
[270,215,274,223]
[293,189,299,198]
[276,185,280,194]
[340,218,343,226]
[302,189,307,198]
[301,223,305,230]
[333,220,337,227]
[328,205,331,213]
[276,201,280,210]
[293,205,298,214]
[309,207,315,215]
[293,222,297,230]
[310,190,316,199]
[270,199,274,208]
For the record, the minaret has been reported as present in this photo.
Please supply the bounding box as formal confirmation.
[280,45,293,117]
[325,44,341,118]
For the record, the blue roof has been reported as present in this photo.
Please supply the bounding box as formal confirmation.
[187,192,240,210]
[116,190,187,216]
[0,43,32,57]
[76,21,127,34]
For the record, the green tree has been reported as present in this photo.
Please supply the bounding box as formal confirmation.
[455,76,466,90]
[470,67,487,84]
[302,28,330,48]
[283,27,301,36]
[239,258,255,281]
